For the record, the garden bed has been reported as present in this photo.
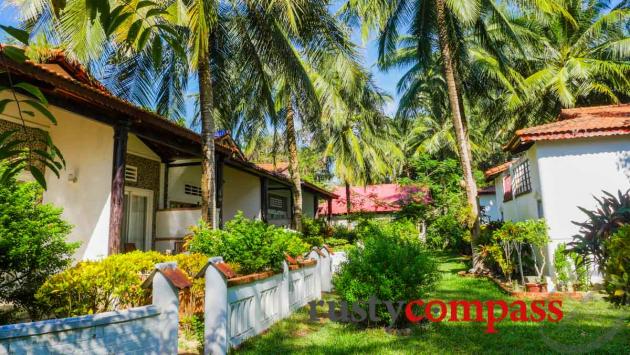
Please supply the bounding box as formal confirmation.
[457,271,586,300]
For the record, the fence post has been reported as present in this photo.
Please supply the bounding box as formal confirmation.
[307,248,322,299]
[197,256,229,355]
[281,260,291,318]
[319,247,333,292]
[143,262,191,354]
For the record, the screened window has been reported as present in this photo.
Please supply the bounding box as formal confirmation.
[185,184,202,196]
[512,160,532,197]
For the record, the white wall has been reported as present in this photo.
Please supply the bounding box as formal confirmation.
[536,136,630,246]
[302,190,315,218]
[44,108,114,260]
[127,134,160,161]
[167,163,202,207]
[498,147,544,223]
[1,95,115,260]
[223,165,262,221]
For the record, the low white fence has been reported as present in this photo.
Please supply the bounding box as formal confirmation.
[198,247,337,355]
[0,262,187,355]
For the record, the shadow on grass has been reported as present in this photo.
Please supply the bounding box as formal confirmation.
[235,253,630,355]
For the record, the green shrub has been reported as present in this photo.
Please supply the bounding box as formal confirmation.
[568,190,630,267]
[324,237,349,248]
[554,243,571,288]
[35,251,204,318]
[301,217,326,247]
[603,225,630,305]
[0,177,78,318]
[331,224,357,243]
[188,212,309,274]
[491,219,550,283]
[333,220,439,327]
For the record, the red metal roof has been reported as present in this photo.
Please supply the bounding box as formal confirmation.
[318,184,430,215]
[506,104,630,152]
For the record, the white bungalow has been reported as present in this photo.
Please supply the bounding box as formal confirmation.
[484,104,630,277]
[0,50,336,261]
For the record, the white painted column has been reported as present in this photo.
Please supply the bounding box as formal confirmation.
[280,261,291,318]
[308,249,322,299]
[198,257,229,355]
[152,262,182,354]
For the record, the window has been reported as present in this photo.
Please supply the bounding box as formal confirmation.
[512,160,532,197]
[125,165,138,182]
[503,174,513,202]
[185,184,202,196]
[269,195,287,211]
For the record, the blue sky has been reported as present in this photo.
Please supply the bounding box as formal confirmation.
[0,0,405,118]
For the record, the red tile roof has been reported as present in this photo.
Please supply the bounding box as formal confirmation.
[484,162,512,181]
[506,104,630,152]
[318,184,430,216]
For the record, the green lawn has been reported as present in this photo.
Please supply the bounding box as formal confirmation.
[235,255,630,354]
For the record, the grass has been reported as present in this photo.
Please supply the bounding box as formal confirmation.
[234,254,630,354]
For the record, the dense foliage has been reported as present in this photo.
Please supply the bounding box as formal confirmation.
[0,177,77,319]
[568,190,630,268]
[603,225,630,305]
[35,252,206,318]
[553,243,589,291]
[476,219,551,284]
[188,212,309,274]
[333,219,439,327]
[397,155,481,252]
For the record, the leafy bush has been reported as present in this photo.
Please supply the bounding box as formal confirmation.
[35,251,204,318]
[0,177,78,318]
[301,217,327,247]
[568,190,630,268]
[398,155,479,254]
[333,220,439,327]
[603,225,630,305]
[554,243,590,291]
[491,219,549,283]
[188,212,309,274]
[324,237,349,248]
[331,224,357,244]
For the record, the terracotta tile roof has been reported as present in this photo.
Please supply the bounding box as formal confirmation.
[256,162,289,174]
[506,104,630,152]
[0,46,339,197]
[484,162,512,181]
[318,184,430,216]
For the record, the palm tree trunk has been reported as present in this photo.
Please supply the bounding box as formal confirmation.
[198,57,217,228]
[345,181,351,215]
[435,0,481,271]
[286,103,303,231]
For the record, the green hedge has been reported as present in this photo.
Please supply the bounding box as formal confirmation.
[188,212,309,274]
[35,252,207,318]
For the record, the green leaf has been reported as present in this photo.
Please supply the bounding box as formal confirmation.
[2,46,27,63]
[14,83,48,104]
[0,25,29,45]
[137,1,157,9]
[146,8,168,18]
[151,36,163,71]
[137,28,152,50]
[22,99,57,124]
[0,129,19,145]
[127,20,143,44]
[29,165,47,189]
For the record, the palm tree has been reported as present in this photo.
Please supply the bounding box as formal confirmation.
[341,0,568,270]
[505,0,630,131]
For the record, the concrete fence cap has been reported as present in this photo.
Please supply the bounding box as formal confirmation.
[141,262,192,290]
